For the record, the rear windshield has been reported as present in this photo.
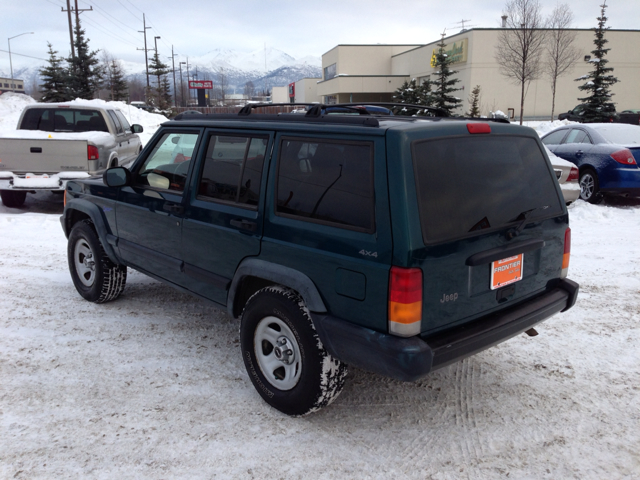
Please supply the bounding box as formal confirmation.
[412,135,564,244]
[20,108,109,133]
[590,124,640,145]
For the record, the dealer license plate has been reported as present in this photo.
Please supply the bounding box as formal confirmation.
[491,254,523,290]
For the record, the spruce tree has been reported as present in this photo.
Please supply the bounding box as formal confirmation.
[39,43,71,102]
[67,19,104,99]
[467,85,482,117]
[148,51,171,108]
[575,2,618,123]
[393,78,435,115]
[107,60,129,101]
[432,34,463,115]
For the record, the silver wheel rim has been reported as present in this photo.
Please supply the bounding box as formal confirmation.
[254,316,302,391]
[580,173,595,200]
[74,238,96,287]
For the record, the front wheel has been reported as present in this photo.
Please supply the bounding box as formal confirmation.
[240,286,347,416]
[579,169,603,204]
[67,220,127,303]
[0,190,27,208]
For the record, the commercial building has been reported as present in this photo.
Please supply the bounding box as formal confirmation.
[316,28,640,119]
[0,77,26,95]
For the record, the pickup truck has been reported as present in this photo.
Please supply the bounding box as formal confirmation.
[558,104,640,125]
[0,103,144,207]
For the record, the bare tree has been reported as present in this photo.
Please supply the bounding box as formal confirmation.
[495,0,547,124]
[545,3,580,120]
[210,65,228,105]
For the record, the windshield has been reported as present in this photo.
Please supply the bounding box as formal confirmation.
[590,125,640,145]
[412,135,564,244]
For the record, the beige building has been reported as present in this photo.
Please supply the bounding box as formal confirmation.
[317,28,640,119]
[290,77,322,103]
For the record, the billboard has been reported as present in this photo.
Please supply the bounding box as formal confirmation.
[189,80,213,89]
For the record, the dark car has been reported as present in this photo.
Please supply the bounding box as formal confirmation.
[60,103,578,416]
[541,123,640,203]
[558,104,616,123]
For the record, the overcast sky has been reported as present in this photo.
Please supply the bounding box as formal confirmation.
[2,0,640,73]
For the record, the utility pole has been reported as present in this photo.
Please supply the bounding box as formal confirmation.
[170,46,178,107]
[62,0,75,58]
[186,57,190,106]
[73,0,93,30]
[137,13,152,100]
[179,61,186,107]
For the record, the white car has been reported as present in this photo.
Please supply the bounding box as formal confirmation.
[545,145,580,204]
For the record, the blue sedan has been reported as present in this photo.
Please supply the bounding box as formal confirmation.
[541,123,640,203]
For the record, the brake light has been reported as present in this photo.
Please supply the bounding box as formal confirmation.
[467,123,491,134]
[561,228,571,278]
[63,189,67,207]
[388,266,422,337]
[610,149,636,165]
[88,145,99,160]
[567,166,579,182]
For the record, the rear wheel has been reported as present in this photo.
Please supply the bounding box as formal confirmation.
[68,220,127,303]
[0,190,27,208]
[240,286,347,416]
[579,169,602,204]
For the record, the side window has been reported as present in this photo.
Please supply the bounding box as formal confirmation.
[541,130,567,146]
[115,111,131,132]
[276,138,374,232]
[135,132,199,192]
[564,129,587,144]
[108,111,124,135]
[198,134,268,208]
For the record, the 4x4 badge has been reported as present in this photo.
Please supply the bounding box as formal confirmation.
[359,250,378,258]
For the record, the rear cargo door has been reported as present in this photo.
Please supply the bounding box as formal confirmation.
[406,131,567,335]
[0,138,89,174]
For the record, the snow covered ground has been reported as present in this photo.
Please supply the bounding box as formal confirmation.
[0,196,639,479]
[1,93,639,478]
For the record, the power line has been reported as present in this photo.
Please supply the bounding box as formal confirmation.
[115,0,141,21]
[79,0,141,37]
[0,49,48,62]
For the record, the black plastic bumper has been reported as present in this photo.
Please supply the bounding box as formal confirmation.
[311,278,579,382]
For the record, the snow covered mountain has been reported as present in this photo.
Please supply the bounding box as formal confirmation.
[1,47,322,96]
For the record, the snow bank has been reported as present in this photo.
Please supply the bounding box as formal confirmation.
[0,92,36,131]
[0,93,167,147]
[522,119,576,137]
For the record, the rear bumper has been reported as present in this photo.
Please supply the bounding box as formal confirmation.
[600,167,640,196]
[0,172,90,192]
[312,278,579,382]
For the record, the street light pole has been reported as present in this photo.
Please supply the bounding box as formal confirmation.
[8,32,34,88]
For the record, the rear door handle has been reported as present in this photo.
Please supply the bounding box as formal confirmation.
[576,150,583,157]
[163,202,184,215]
[230,219,257,232]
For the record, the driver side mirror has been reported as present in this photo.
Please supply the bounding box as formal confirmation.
[103,166,131,187]
[131,124,144,134]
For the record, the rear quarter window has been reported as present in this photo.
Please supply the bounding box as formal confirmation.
[412,135,564,244]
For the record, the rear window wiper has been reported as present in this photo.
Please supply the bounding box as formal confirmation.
[506,206,549,239]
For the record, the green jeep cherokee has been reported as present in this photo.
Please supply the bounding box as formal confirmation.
[60,104,579,416]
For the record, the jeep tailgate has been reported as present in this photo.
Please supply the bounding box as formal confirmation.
[0,138,90,174]
[409,130,567,335]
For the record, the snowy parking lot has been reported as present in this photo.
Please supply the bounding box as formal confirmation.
[0,192,638,479]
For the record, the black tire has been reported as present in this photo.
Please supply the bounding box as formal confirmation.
[579,168,603,204]
[0,190,27,208]
[240,286,347,416]
[67,220,127,303]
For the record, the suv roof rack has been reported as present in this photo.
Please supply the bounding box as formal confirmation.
[174,103,511,126]
[237,102,450,118]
